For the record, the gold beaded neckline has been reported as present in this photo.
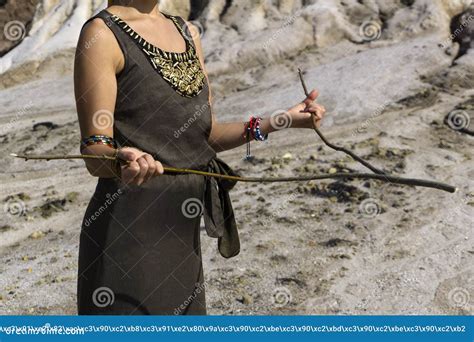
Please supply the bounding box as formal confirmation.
[105,10,206,98]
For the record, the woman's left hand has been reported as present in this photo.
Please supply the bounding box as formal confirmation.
[287,89,326,129]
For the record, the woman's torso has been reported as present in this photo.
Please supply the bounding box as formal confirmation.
[86,8,216,170]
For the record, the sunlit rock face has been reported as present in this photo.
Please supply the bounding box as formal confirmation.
[0,0,473,123]
[1,0,473,77]
[0,0,40,56]
[449,4,474,59]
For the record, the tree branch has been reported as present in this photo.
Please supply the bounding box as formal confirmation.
[298,68,386,175]
[10,153,456,193]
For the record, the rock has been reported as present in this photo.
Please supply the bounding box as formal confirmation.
[0,225,13,232]
[4,192,30,202]
[160,0,190,18]
[449,5,474,59]
[29,231,45,239]
[38,198,67,218]
[65,192,79,202]
[0,0,40,56]
[320,238,355,248]
[236,292,253,305]
[438,139,453,149]
[313,181,368,203]
[255,243,269,252]
[275,216,298,224]
[282,152,293,160]
[270,254,288,262]
[277,277,307,288]
[32,121,59,131]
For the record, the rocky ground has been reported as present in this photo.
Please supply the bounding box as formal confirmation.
[0,0,473,315]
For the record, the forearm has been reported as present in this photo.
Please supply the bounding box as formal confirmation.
[81,144,120,178]
[208,118,279,152]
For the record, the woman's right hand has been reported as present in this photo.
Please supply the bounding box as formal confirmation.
[117,147,164,185]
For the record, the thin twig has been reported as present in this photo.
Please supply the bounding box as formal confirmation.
[9,153,119,162]
[10,153,456,193]
[297,68,386,175]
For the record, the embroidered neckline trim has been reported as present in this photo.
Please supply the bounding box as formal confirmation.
[105,9,196,61]
[103,10,206,98]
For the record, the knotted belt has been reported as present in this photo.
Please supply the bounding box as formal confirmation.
[201,157,240,258]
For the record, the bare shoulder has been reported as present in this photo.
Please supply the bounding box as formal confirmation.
[78,17,115,52]
[76,16,123,72]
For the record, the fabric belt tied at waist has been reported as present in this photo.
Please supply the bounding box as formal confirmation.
[201,157,240,258]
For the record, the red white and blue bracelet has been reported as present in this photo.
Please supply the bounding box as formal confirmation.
[243,116,268,160]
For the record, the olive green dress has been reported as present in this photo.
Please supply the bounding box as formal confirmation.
[77,9,240,315]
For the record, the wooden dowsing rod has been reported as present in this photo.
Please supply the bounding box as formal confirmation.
[9,152,455,193]
[10,69,456,193]
[297,68,385,175]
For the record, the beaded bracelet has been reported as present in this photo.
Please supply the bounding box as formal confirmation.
[80,134,118,152]
[243,116,268,160]
[253,117,268,141]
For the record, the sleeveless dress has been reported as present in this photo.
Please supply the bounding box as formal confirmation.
[77,9,240,315]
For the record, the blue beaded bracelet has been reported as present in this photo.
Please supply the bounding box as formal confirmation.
[253,117,268,141]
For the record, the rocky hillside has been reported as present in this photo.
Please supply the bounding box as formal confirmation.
[0,0,39,56]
